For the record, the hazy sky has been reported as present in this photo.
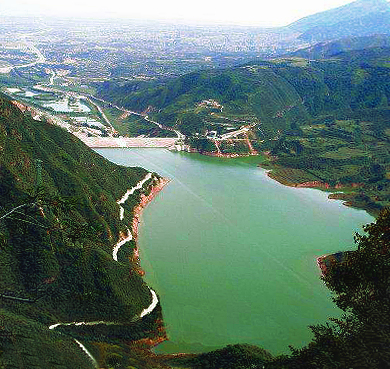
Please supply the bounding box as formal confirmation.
[0,0,378,27]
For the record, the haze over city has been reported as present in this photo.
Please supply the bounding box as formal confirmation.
[2,0,366,26]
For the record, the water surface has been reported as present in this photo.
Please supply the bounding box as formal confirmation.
[97,148,373,354]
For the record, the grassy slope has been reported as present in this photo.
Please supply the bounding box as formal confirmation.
[96,47,390,139]
[0,309,97,369]
[259,49,390,215]
[96,66,310,137]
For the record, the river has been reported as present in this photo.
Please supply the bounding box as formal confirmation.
[96,148,373,355]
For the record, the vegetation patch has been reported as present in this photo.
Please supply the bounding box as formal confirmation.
[0,94,165,367]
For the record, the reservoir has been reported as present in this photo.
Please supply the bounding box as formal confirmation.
[97,148,373,355]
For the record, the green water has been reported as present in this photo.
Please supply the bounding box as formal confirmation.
[97,148,373,355]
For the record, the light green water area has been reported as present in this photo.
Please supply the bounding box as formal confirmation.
[97,148,373,355]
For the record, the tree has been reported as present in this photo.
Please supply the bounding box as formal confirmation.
[323,207,390,317]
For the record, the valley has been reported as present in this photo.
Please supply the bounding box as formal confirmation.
[1,0,390,368]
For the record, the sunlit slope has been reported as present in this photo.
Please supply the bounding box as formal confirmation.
[98,47,390,139]
[97,66,310,137]
[277,47,390,116]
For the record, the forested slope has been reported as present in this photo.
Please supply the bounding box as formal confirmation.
[97,47,390,135]
[0,94,164,368]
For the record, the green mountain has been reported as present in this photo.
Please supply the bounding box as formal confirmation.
[97,46,390,213]
[97,47,390,137]
[261,48,390,214]
[97,64,311,139]
[0,94,164,368]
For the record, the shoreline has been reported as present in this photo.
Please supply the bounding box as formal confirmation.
[265,170,363,191]
[129,176,170,276]
[316,255,328,276]
[130,175,170,347]
[264,169,381,217]
[263,169,372,275]
[316,252,351,277]
[199,151,259,158]
[132,176,170,242]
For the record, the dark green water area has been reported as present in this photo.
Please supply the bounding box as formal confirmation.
[97,148,373,355]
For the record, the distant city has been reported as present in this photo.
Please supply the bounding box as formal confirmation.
[0,17,304,82]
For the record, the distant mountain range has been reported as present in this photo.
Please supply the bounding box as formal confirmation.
[286,0,390,44]
[291,34,390,58]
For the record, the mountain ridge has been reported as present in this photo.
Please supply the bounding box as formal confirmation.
[284,0,390,44]
[287,0,390,32]
[291,34,390,58]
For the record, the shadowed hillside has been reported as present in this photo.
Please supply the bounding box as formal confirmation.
[0,94,165,368]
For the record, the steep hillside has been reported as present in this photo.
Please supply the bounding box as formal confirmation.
[0,94,165,368]
[97,65,310,140]
[97,47,390,137]
[271,48,390,116]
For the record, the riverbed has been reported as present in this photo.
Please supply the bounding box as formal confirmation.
[96,148,373,355]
